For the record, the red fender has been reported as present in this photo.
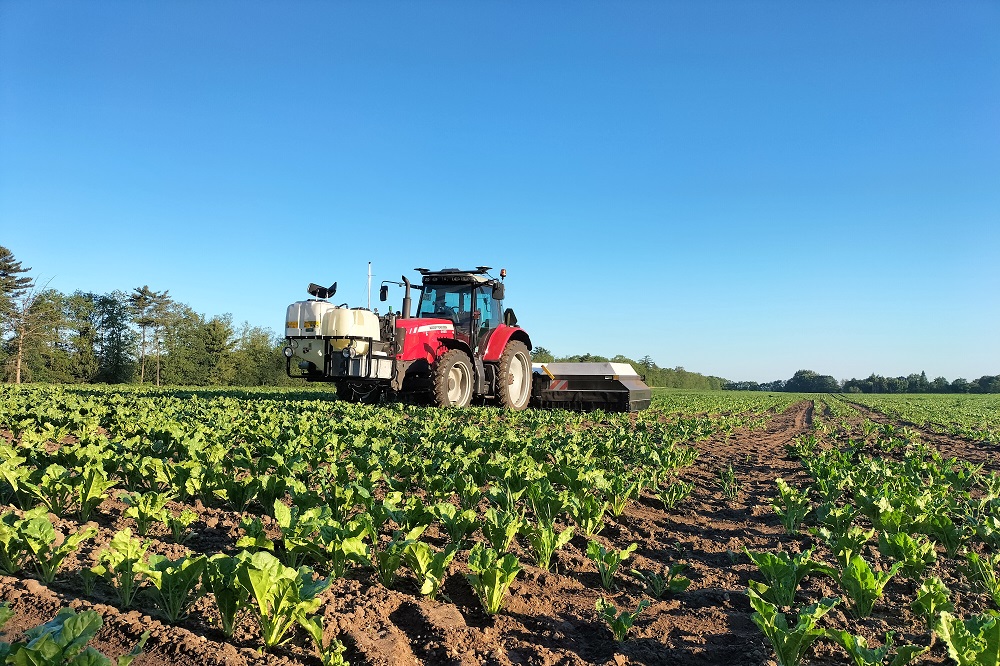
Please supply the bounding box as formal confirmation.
[481,325,532,362]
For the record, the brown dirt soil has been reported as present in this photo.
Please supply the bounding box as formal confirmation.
[0,400,992,665]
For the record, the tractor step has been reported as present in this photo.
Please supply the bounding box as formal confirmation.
[530,362,651,413]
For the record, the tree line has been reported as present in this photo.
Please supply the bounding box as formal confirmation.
[531,347,726,390]
[1,246,290,386]
[725,369,1000,394]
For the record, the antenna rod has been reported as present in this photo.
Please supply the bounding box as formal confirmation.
[367,262,372,309]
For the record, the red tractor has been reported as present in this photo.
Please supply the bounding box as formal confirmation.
[283,267,533,408]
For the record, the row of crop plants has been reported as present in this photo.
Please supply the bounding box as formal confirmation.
[0,385,794,662]
[748,408,1000,665]
[844,393,1000,444]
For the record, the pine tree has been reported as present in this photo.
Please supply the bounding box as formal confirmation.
[0,246,34,318]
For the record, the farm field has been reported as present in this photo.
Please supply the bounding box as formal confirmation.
[1,387,998,666]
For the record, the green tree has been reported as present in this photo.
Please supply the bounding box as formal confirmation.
[204,315,236,385]
[2,284,60,383]
[18,289,74,383]
[785,370,839,393]
[0,246,33,319]
[94,291,136,383]
[129,285,170,384]
[230,324,289,386]
[64,292,101,382]
[531,346,555,363]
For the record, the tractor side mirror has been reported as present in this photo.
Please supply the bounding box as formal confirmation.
[491,283,505,301]
[379,285,388,302]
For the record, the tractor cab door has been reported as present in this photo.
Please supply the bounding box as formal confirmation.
[472,286,501,354]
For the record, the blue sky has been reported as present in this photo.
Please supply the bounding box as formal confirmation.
[1,1,997,382]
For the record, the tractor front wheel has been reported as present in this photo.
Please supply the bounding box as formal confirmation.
[431,349,474,407]
[497,340,532,410]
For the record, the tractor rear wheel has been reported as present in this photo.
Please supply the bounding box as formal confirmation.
[497,340,532,410]
[431,349,474,407]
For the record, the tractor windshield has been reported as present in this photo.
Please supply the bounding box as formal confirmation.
[417,284,473,323]
[418,282,502,351]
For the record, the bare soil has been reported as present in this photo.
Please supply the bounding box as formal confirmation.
[0,400,991,665]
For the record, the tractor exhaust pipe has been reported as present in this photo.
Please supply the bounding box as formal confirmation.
[400,275,412,319]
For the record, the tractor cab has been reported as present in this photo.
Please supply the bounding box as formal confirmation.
[413,267,503,354]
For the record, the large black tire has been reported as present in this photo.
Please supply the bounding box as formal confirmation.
[431,349,474,407]
[497,340,532,410]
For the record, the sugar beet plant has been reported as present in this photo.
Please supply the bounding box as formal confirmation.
[595,597,650,642]
[587,541,637,590]
[465,542,521,615]
[749,588,839,666]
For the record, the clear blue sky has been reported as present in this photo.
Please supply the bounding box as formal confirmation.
[1,1,997,382]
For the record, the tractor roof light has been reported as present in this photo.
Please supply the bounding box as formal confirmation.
[500,268,507,279]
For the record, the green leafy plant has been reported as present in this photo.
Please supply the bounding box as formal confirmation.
[122,491,172,536]
[465,542,522,615]
[298,614,350,666]
[92,528,149,608]
[76,464,116,522]
[25,464,76,517]
[526,479,566,527]
[773,478,811,534]
[657,480,694,510]
[816,503,856,533]
[142,553,207,623]
[165,508,198,544]
[911,576,953,634]
[915,512,964,557]
[434,503,478,546]
[402,541,457,600]
[607,475,640,517]
[0,507,45,575]
[482,508,522,553]
[455,474,483,511]
[567,492,608,537]
[877,531,936,580]
[204,552,251,637]
[236,550,332,648]
[372,526,424,588]
[631,563,691,598]
[748,587,838,666]
[586,541,637,590]
[20,515,96,584]
[271,500,329,567]
[320,522,370,579]
[813,525,875,568]
[835,554,902,618]
[524,523,574,571]
[0,607,149,666]
[937,611,1000,666]
[824,629,928,666]
[718,464,740,501]
[745,548,833,608]
[236,516,276,553]
[595,597,650,642]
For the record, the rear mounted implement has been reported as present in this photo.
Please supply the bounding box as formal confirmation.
[531,362,651,413]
